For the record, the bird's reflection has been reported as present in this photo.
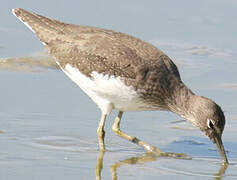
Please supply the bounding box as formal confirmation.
[95,150,228,180]
[213,163,228,180]
[95,151,105,180]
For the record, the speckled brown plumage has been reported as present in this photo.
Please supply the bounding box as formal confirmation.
[13,8,183,108]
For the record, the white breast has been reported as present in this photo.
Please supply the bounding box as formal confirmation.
[60,63,155,115]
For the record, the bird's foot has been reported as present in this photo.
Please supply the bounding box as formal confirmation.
[143,143,191,160]
[159,151,191,160]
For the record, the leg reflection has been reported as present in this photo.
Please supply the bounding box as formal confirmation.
[95,151,228,180]
[95,150,105,180]
[213,163,228,180]
[110,153,158,180]
[95,151,159,180]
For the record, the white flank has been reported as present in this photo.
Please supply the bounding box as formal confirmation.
[61,64,155,115]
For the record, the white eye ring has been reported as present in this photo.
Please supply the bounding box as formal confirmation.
[207,119,215,129]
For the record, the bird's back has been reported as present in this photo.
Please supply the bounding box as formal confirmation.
[13,8,163,60]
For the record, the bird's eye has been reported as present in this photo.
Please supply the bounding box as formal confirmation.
[207,119,214,129]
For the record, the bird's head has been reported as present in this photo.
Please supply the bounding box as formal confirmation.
[188,96,228,164]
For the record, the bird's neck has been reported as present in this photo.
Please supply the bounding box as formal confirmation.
[167,83,197,122]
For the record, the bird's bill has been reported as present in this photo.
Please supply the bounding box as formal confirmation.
[214,135,229,165]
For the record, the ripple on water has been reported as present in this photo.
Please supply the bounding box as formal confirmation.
[31,136,99,152]
[25,135,141,154]
[135,155,237,179]
[1,112,236,178]
[144,136,237,179]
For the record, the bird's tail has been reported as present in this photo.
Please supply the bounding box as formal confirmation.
[12,8,72,46]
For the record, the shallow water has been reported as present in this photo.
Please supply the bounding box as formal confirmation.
[1,0,237,179]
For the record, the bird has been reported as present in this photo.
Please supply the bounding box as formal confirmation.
[12,8,228,164]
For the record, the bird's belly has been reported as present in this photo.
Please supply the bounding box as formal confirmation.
[61,63,157,113]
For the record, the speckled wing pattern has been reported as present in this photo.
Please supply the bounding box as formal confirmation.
[13,8,181,106]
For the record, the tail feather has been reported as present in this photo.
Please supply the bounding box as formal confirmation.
[12,8,71,45]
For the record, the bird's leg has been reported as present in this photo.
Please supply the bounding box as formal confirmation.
[97,113,107,151]
[112,111,190,159]
[112,111,162,154]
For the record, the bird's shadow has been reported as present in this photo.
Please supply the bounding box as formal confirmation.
[95,150,228,180]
